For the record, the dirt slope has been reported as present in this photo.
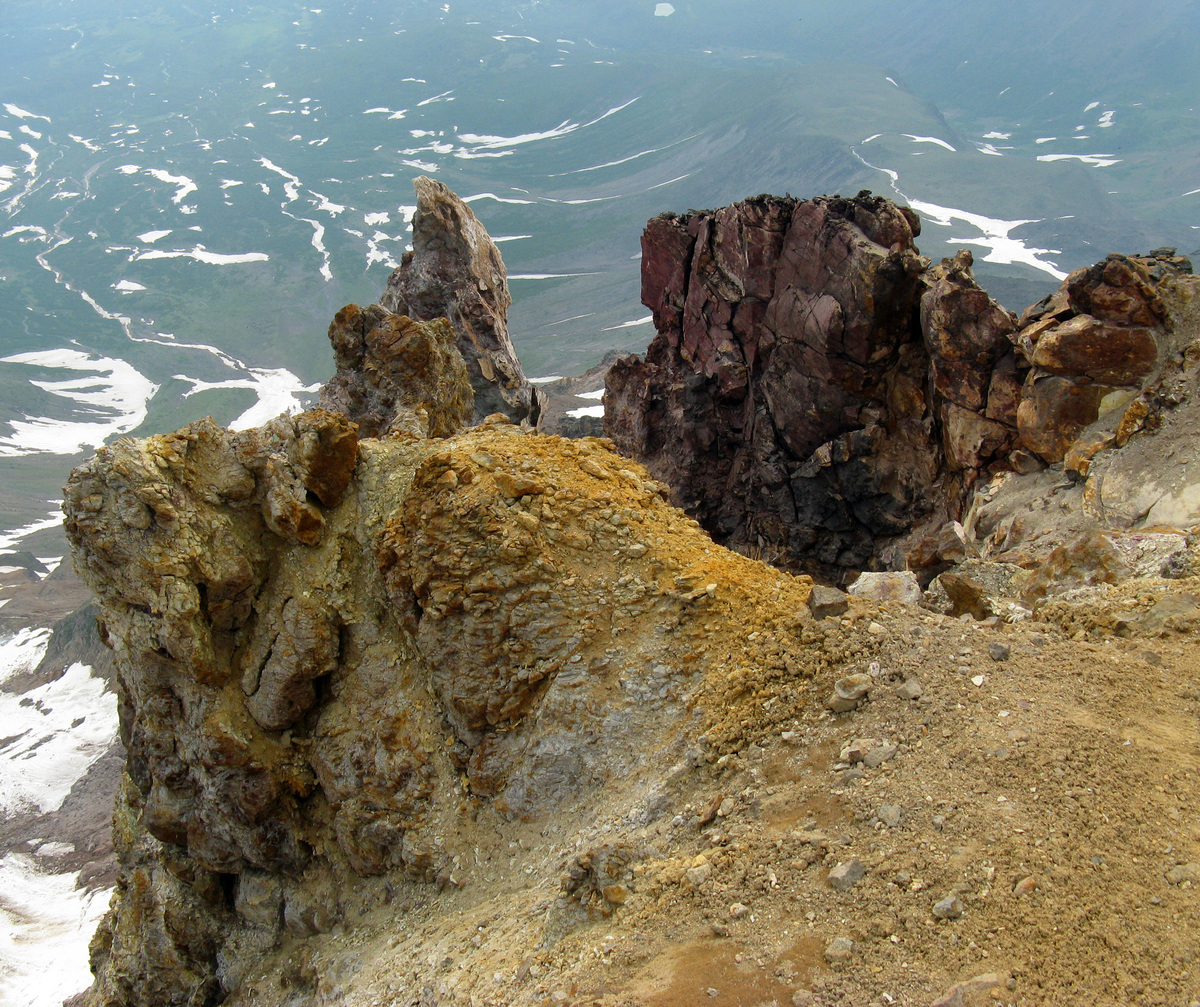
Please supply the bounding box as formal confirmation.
[221,571,1200,1007]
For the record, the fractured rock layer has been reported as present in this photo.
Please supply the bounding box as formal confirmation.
[605,192,1193,580]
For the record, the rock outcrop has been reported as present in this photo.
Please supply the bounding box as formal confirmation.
[605,193,1194,580]
[64,396,818,1006]
[318,307,474,439]
[378,176,544,426]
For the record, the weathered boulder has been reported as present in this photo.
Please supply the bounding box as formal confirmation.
[1012,251,1185,463]
[380,176,544,425]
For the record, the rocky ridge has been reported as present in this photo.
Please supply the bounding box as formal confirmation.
[604,192,1197,582]
[60,184,1200,1007]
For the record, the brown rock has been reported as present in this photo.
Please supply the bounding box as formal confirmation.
[1064,429,1116,480]
[921,249,1018,414]
[380,176,543,425]
[941,401,1014,472]
[1017,373,1113,463]
[1066,253,1166,326]
[1115,397,1151,447]
[808,585,850,619]
[1030,314,1158,385]
[320,307,474,438]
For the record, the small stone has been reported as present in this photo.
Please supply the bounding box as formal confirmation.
[863,743,898,769]
[1013,876,1038,897]
[711,922,729,937]
[840,738,878,763]
[971,674,985,687]
[728,902,749,918]
[828,673,872,713]
[603,884,630,905]
[706,988,720,998]
[791,992,815,1007]
[931,814,946,831]
[842,766,865,784]
[896,677,923,701]
[823,936,855,963]
[988,641,1011,662]
[867,621,887,636]
[828,859,866,892]
[685,864,713,888]
[848,571,923,606]
[1009,448,1046,474]
[932,895,964,920]
[1166,863,1200,885]
[808,585,850,620]
[878,804,903,828]
[931,972,1006,1007]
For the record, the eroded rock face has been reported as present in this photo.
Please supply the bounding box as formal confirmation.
[380,176,544,426]
[318,306,474,438]
[66,400,816,1005]
[605,193,1019,577]
[606,194,1194,579]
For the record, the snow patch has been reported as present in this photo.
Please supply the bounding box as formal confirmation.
[1036,153,1121,167]
[602,315,653,331]
[906,199,1067,280]
[174,369,320,429]
[0,350,159,457]
[0,661,117,815]
[132,246,269,265]
[567,404,605,418]
[0,853,112,1007]
[903,134,956,152]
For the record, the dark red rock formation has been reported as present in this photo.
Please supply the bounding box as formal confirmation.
[605,193,1192,579]
[605,193,1018,577]
[379,176,544,426]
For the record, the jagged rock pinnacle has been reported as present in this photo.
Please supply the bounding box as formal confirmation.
[379,176,544,426]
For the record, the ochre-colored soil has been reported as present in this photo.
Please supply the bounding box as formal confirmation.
[229,564,1200,1007]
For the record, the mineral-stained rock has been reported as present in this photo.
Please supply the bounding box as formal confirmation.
[1016,373,1115,464]
[921,249,1018,415]
[606,192,951,577]
[65,404,817,1006]
[1012,250,1185,464]
[1030,314,1158,385]
[921,560,1030,619]
[379,176,543,425]
[319,306,474,438]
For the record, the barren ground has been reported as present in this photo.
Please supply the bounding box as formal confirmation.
[225,565,1200,1007]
